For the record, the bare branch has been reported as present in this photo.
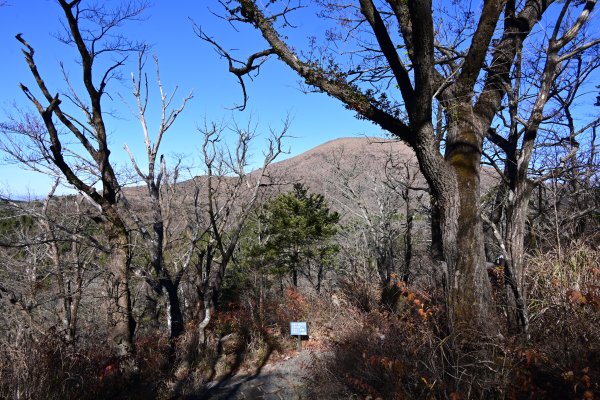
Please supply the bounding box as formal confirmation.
[195,24,273,111]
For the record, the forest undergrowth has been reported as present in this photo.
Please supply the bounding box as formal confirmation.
[1,243,598,399]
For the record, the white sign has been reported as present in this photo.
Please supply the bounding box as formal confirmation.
[290,321,308,336]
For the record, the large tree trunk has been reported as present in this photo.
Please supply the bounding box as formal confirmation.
[430,197,445,263]
[445,106,494,333]
[105,222,135,357]
[444,160,491,332]
[412,110,494,334]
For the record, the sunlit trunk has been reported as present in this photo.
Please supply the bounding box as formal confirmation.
[412,108,493,334]
[444,105,493,333]
[105,223,135,357]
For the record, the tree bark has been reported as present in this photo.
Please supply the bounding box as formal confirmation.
[502,178,533,333]
[445,105,493,332]
[402,187,414,283]
[412,111,493,332]
[149,187,185,342]
[105,221,135,357]
[164,281,184,340]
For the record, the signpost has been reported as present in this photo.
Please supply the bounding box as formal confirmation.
[290,321,308,351]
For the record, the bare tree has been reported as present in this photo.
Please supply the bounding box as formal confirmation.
[195,120,287,340]
[0,185,103,344]
[325,140,427,312]
[482,34,600,332]
[4,0,149,356]
[515,128,600,251]
[123,49,192,345]
[206,0,600,333]
[171,120,286,378]
[326,142,425,286]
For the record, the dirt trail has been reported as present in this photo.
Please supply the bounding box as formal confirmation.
[199,350,318,399]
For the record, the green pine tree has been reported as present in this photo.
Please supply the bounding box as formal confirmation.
[244,183,340,292]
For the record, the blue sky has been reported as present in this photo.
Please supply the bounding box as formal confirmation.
[0,1,386,197]
[1,1,598,198]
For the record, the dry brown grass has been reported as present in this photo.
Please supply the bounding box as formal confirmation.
[0,331,171,400]
[3,241,598,400]
[302,245,600,399]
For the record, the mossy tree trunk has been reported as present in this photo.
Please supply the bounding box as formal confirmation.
[443,104,493,331]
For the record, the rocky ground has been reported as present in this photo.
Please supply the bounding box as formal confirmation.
[197,349,319,400]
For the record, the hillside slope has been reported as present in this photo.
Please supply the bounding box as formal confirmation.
[256,136,419,195]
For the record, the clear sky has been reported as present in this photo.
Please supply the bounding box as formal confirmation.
[0,0,386,197]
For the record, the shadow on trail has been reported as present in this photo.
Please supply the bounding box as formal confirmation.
[193,338,276,400]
